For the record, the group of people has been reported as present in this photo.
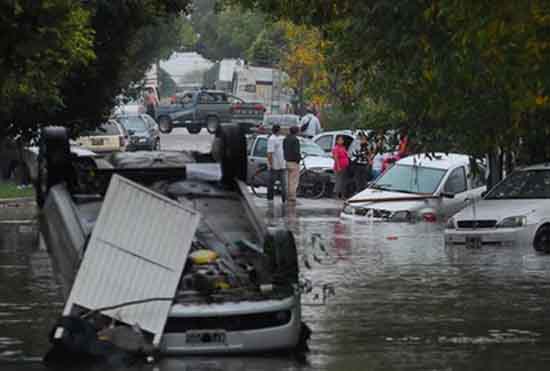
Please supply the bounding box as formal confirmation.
[331,128,410,199]
[267,125,301,203]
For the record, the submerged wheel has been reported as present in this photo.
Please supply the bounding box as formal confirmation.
[534,225,550,253]
[206,116,219,134]
[216,124,247,186]
[264,229,299,286]
[35,127,72,207]
[158,116,173,134]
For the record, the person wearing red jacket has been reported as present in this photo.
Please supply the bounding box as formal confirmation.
[332,135,350,199]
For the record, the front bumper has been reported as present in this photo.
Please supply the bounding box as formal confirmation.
[444,225,536,247]
[160,296,302,355]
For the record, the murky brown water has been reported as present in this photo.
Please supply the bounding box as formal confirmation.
[3,200,550,370]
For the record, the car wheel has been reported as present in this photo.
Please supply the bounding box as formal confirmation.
[158,116,173,134]
[187,124,201,134]
[534,225,550,253]
[35,127,72,208]
[206,116,219,134]
[216,124,247,186]
[264,229,299,286]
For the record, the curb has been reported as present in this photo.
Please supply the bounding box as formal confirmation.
[0,197,36,206]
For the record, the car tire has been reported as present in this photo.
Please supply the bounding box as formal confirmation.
[35,127,72,208]
[206,116,219,134]
[264,229,299,286]
[534,225,550,253]
[187,124,201,134]
[158,116,173,134]
[216,124,247,186]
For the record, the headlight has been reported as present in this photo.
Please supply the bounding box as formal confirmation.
[445,217,456,229]
[343,204,354,215]
[138,137,148,143]
[496,216,527,228]
[391,211,411,222]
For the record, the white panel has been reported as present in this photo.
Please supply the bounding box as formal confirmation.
[64,174,200,344]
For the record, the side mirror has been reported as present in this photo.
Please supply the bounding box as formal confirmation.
[440,192,455,199]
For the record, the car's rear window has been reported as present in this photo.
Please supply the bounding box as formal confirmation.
[82,122,120,136]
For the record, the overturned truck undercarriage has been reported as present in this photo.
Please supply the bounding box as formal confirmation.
[38,125,307,365]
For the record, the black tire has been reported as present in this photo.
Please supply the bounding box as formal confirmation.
[158,116,173,134]
[297,170,327,199]
[534,225,550,253]
[35,127,72,208]
[216,124,247,186]
[187,124,202,134]
[206,116,219,134]
[264,229,299,286]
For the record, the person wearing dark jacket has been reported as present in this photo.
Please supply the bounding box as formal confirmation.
[284,126,301,203]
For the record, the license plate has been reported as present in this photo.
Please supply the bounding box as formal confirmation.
[185,330,226,345]
[91,138,104,146]
[466,236,482,249]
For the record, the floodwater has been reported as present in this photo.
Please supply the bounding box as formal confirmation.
[3,200,550,370]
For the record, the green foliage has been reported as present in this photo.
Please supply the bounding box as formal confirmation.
[159,67,178,98]
[0,182,34,200]
[233,0,550,161]
[1,0,191,140]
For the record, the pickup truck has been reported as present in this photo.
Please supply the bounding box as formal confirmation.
[156,90,265,135]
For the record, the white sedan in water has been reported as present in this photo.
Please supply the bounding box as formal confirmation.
[445,164,550,252]
[341,153,487,223]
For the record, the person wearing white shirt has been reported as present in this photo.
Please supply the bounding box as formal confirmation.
[267,124,287,202]
[299,108,322,138]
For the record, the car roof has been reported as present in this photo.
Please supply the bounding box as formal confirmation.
[254,134,315,144]
[397,153,471,170]
[521,163,550,171]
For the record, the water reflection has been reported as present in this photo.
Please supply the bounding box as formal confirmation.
[2,199,550,370]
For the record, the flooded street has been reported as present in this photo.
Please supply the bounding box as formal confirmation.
[3,199,550,370]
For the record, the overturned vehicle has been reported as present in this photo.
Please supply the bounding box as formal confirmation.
[37,125,304,359]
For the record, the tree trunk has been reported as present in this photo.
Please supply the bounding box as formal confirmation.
[487,149,503,189]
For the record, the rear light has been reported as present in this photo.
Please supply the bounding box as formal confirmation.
[255,104,265,111]
[422,212,437,223]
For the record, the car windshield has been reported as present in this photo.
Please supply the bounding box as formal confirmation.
[82,122,120,136]
[118,116,146,132]
[485,170,550,199]
[301,141,326,157]
[373,164,447,194]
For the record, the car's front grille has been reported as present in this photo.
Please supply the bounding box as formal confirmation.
[457,220,497,229]
[164,310,292,333]
[354,208,392,219]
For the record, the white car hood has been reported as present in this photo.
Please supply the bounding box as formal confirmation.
[348,188,434,212]
[303,155,334,170]
[453,199,542,221]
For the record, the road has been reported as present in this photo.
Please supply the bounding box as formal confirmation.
[160,128,213,152]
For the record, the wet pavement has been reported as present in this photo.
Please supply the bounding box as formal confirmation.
[3,197,550,370]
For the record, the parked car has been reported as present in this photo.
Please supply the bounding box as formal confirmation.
[247,134,334,186]
[156,90,264,134]
[74,120,128,154]
[341,153,487,223]
[257,114,300,135]
[312,130,358,154]
[445,163,550,252]
[115,113,160,151]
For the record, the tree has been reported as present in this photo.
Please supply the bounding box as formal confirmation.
[1,0,192,139]
[0,0,94,139]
